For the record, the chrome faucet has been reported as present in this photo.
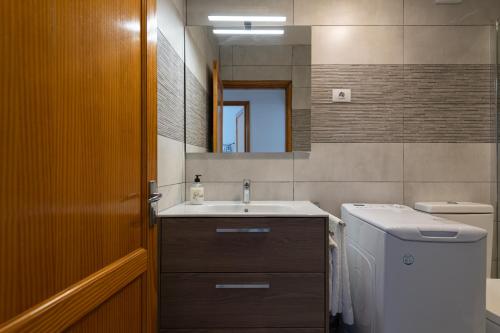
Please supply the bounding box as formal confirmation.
[242,179,251,204]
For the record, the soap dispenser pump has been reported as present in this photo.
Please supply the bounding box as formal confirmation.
[190,174,204,205]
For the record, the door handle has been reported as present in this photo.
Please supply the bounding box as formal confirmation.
[148,192,162,203]
[148,180,162,227]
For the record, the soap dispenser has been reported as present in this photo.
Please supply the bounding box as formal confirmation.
[190,174,204,205]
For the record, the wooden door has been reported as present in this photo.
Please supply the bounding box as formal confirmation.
[0,0,158,332]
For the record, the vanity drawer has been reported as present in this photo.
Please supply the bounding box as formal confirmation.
[160,273,325,329]
[161,217,326,273]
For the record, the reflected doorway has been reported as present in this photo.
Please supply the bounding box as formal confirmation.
[222,101,250,152]
[221,81,292,153]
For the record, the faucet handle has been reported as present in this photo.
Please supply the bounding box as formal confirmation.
[243,179,251,187]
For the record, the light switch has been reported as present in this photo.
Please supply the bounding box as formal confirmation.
[332,89,351,103]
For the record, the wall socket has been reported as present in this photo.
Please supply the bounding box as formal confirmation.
[332,89,351,103]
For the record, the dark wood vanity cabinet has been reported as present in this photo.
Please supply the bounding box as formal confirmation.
[159,217,330,333]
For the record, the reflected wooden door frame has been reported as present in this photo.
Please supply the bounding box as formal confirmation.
[222,80,292,152]
[223,101,250,152]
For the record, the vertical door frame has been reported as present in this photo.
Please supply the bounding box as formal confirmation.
[213,61,224,153]
[141,0,158,331]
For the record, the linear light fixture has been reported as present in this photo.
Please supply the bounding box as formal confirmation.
[213,29,284,35]
[208,15,286,22]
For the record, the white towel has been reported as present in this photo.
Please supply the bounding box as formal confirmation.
[329,214,354,325]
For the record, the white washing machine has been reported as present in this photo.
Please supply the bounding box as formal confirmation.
[342,203,487,333]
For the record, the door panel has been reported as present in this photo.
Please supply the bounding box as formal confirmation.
[66,279,142,333]
[0,0,156,331]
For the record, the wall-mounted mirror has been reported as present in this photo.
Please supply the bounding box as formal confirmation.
[184,16,311,153]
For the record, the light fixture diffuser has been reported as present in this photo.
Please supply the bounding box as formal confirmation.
[208,15,286,22]
[213,29,284,35]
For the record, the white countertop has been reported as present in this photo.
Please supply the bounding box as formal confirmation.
[158,201,329,217]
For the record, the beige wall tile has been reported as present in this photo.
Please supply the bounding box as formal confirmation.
[186,143,208,153]
[233,66,292,81]
[294,0,403,25]
[403,182,493,208]
[158,0,185,60]
[158,183,185,211]
[186,153,294,182]
[404,0,500,25]
[294,181,403,216]
[185,27,217,91]
[185,182,293,201]
[312,26,403,65]
[186,0,294,26]
[404,26,491,64]
[233,45,292,66]
[158,135,185,187]
[220,66,233,80]
[220,46,233,66]
[295,143,403,181]
[404,143,493,182]
[292,66,311,88]
[292,45,311,66]
[292,88,311,109]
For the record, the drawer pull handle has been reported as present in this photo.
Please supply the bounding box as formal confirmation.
[215,283,270,289]
[216,227,271,233]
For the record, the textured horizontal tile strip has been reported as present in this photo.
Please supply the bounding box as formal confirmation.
[404,64,493,143]
[404,65,491,105]
[158,31,184,142]
[312,65,404,143]
[186,69,210,149]
[312,104,404,143]
[404,106,493,143]
[311,64,494,143]
[292,109,311,151]
[312,65,404,105]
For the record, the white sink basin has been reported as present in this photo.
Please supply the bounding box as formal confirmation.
[202,203,292,214]
[158,201,328,217]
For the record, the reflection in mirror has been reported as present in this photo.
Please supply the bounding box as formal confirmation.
[185,25,311,153]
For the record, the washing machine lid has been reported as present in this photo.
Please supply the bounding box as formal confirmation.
[415,201,493,214]
[342,204,487,242]
[487,279,500,325]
